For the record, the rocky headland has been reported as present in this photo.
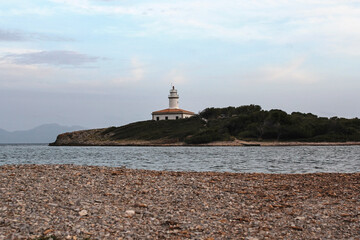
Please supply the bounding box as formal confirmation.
[50,105,360,146]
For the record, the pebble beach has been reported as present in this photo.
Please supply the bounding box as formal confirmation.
[0,165,359,239]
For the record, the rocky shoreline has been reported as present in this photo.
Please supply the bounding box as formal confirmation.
[1,165,359,239]
[50,140,360,147]
[49,128,360,147]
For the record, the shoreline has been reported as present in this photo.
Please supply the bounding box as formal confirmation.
[1,164,359,239]
[49,139,360,147]
[50,128,360,147]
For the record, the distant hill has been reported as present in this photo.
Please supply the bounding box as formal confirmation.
[0,124,85,144]
[50,105,360,146]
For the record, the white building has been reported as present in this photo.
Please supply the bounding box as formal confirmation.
[152,86,195,121]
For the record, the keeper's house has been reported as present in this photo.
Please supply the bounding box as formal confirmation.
[152,86,195,121]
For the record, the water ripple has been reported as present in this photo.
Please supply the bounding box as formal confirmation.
[0,144,359,173]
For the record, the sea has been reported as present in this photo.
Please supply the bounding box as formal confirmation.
[0,144,359,173]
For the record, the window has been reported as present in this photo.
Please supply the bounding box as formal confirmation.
[165,116,168,120]
[156,117,159,121]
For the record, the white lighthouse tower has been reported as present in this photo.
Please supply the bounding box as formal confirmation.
[168,86,179,109]
[152,86,195,121]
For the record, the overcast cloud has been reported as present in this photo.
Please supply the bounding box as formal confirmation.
[0,29,26,41]
[0,28,73,42]
[1,0,360,131]
[3,51,100,67]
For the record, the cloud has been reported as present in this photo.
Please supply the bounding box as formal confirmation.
[0,29,26,41]
[0,49,146,90]
[0,28,72,42]
[130,57,145,81]
[0,58,107,92]
[0,2,56,17]
[28,33,73,42]
[48,0,360,53]
[246,57,319,84]
[3,50,100,67]
[166,69,187,85]
[111,57,147,85]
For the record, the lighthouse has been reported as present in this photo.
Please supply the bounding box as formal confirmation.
[168,86,179,109]
[152,86,195,121]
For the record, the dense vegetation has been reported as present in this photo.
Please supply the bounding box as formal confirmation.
[195,105,360,143]
[102,105,360,144]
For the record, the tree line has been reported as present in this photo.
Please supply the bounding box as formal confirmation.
[185,105,360,144]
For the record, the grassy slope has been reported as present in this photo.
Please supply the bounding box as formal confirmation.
[102,117,205,142]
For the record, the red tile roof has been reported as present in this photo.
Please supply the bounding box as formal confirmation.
[152,108,195,115]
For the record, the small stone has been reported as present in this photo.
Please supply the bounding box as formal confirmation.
[125,210,135,217]
[134,203,148,208]
[290,225,303,231]
[79,210,88,216]
[43,229,54,235]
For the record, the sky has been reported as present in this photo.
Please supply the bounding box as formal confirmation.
[1,0,360,131]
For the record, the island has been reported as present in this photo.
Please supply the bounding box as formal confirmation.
[50,105,360,146]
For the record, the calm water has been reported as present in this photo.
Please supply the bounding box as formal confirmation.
[0,144,359,173]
